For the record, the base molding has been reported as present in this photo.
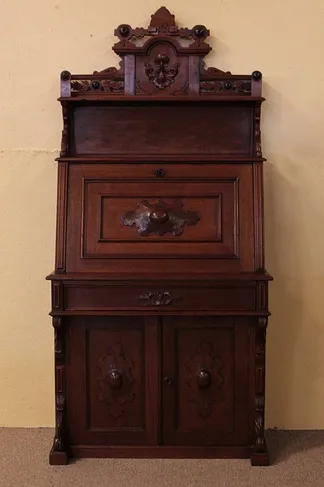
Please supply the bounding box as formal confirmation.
[68,445,252,460]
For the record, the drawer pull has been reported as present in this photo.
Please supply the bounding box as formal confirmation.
[155,168,167,178]
[108,369,123,390]
[149,209,169,224]
[138,291,179,306]
[121,199,200,236]
[197,369,211,389]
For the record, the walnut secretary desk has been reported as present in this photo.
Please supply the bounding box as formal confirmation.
[47,7,273,466]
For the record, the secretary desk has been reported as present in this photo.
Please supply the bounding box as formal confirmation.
[47,7,272,466]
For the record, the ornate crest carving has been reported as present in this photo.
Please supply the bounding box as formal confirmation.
[60,7,263,104]
[185,342,224,419]
[121,199,200,236]
[145,53,179,89]
[97,341,135,418]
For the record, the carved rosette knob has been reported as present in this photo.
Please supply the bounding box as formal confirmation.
[108,369,123,390]
[197,369,211,389]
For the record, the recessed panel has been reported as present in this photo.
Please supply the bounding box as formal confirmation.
[66,164,254,272]
[82,179,236,258]
[72,104,253,156]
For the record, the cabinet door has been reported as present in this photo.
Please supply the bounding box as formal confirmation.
[162,316,250,446]
[66,316,158,446]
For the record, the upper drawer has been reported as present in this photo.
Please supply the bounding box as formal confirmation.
[71,103,254,157]
[63,282,257,312]
[66,164,255,273]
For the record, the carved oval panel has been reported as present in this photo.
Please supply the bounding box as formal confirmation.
[136,43,189,95]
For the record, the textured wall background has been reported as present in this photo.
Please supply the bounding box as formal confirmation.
[1,0,324,428]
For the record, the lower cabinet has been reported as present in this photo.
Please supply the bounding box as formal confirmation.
[65,315,252,451]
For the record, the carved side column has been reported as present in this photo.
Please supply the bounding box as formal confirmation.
[251,316,269,466]
[49,317,68,465]
[254,101,262,158]
[60,101,69,157]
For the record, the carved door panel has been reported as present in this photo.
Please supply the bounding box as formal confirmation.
[66,316,158,446]
[162,316,250,445]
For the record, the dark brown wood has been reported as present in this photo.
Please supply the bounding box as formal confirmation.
[49,317,68,465]
[48,7,272,466]
[66,316,159,447]
[161,316,250,446]
[69,445,251,458]
[54,162,68,272]
[65,163,254,272]
[71,104,254,157]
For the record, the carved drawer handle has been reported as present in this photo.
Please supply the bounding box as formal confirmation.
[197,369,211,389]
[155,168,167,178]
[121,199,200,236]
[108,369,123,390]
[138,291,180,306]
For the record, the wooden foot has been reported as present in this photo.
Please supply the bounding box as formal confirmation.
[49,446,68,465]
[250,444,270,466]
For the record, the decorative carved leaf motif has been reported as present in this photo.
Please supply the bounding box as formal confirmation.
[185,342,224,419]
[200,80,251,94]
[97,341,135,418]
[71,79,124,93]
[145,53,179,90]
[121,199,200,236]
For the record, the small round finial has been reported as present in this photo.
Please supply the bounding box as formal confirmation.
[60,70,71,81]
[252,70,262,81]
[91,80,101,90]
[192,25,207,39]
[117,24,132,40]
[120,25,129,36]
[223,81,233,90]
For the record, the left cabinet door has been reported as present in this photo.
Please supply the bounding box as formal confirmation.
[66,316,159,446]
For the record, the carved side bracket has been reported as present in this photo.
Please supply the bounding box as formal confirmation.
[121,199,200,236]
[60,104,69,157]
[255,102,262,157]
[254,316,268,454]
[51,317,67,458]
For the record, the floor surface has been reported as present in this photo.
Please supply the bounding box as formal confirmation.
[0,429,323,487]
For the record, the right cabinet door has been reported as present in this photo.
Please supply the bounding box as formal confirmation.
[162,316,251,446]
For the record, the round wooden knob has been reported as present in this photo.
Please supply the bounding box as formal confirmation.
[163,376,173,386]
[197,369,211,389]
[149,210,169,224]
[108,369,123,390]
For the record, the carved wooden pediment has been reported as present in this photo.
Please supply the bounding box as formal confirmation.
[60,7,262,98]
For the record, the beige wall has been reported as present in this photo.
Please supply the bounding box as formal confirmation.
[1,0,324,428]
